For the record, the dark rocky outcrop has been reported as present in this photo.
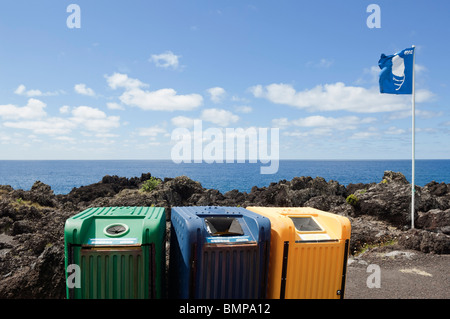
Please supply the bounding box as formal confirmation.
[0,170,449,298]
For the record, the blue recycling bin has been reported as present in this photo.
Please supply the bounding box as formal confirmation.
[169,206,270,299]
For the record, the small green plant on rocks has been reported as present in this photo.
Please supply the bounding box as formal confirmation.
[346,194,359,206]
[140,177,161,193]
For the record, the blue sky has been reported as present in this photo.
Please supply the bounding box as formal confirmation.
[0,0,449,160]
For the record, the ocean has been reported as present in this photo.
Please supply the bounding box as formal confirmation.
[0,160,449,195]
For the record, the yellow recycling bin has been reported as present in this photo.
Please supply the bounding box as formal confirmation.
[246,207,351,299]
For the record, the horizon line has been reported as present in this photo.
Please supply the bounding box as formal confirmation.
[0,158,448,161]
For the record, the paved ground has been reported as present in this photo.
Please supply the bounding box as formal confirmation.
[344,248,450,299]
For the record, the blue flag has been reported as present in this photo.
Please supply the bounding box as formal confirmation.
[379,47,415,94]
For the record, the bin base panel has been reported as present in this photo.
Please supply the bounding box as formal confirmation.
[284,241,348,299]
[69,244,156,299]
[195,244,266,299]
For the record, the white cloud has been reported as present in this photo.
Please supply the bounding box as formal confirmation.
[106,73,147,90]
[388,109,442,120]
[54,136,76,143]
[414,64,427,74]
[272,117,290,128]
[137,126,167,137]
[106,102,125,110]
[120,87,203,111]
[207,87,226,103]
[350,131,380,139]
[354,66,380,85]
[0,98,47,120]
[14,84,26,95]
[284,128,333,138]
[71,106,106,119]
[2,102,120,137]
[278,115,379,140]
[3,117,76,135]
[415,109,442,119]
[170,109,240,129]
[14,84,60,97]
[250,82,434,113]
[95,133,119,138]
[71,106,120,133]
[150,51,181,69]
[171,116,196,128]
[415,89,435,103]
[171,109,241,128]
[59,105,71,114]
[235,105,252,113]
[106,73,202,111]
[385,126,406,135]
[74,83,95,96]
[416,127,438,133]
[274,115,376,130]
[201,108,239,127]
[231,95,250,103]
[293,115,376,130]
[306,58,334,68]
[0,135,11,143]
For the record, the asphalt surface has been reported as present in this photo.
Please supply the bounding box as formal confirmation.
[344,249,450,299]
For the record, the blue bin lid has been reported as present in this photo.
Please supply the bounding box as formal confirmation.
[171,206,270,244]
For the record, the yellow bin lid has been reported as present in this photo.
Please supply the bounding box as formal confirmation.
[246,206,351,242]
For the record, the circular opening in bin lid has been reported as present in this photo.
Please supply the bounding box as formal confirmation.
[104,223,129,237]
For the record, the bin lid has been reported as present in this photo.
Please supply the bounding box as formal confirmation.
[245,206,351,242]
[65,206,165,246]
[171,206,270,245]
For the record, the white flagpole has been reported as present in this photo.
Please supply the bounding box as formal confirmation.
[411,45,416,229]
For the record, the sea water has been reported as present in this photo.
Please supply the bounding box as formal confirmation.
[0,159,448,195]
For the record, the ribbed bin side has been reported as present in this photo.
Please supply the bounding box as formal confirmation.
[78,246,153,299]
[285,242,346,299]
[196,244,262,299]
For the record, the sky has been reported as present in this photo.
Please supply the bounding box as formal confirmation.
[0,0,449,160]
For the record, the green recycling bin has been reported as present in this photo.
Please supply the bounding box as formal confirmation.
[64,206,166,299]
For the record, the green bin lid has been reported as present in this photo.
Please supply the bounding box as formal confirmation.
[64,206,165,246]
